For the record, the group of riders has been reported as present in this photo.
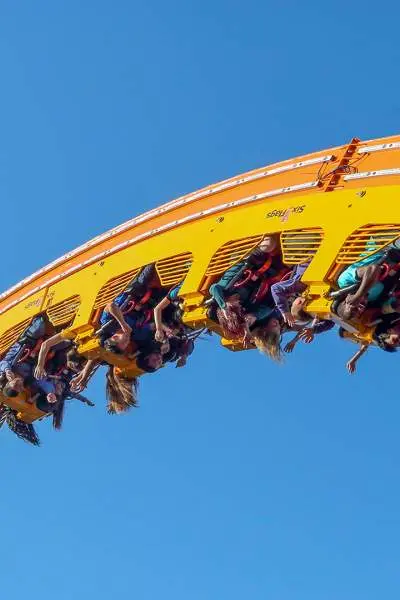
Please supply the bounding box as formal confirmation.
[1,233,400,446]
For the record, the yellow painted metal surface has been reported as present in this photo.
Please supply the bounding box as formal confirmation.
[1,134,400,421]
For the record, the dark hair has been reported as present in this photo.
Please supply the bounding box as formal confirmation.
[136,353,159,373]
[32,392,65,428]
[163,303,183,327]
[385,247,400,263]
[34,393,52,413]
[1,407,40,446]
[52,396,66,430]
[162,336,182,364]
[126,282,146,300]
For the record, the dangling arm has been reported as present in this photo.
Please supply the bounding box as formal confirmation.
[70,359,97,392]
[154,297,171,342]
[346,343,369,374]
[34,333,64,379]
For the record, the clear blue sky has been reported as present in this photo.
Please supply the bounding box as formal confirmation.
[0,1,399,599]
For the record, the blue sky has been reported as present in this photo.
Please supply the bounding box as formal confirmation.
[0,1,399,598]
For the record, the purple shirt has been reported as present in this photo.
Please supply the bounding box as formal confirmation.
[271,263,309,316]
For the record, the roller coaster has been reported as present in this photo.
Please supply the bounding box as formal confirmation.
[1,133,400,439]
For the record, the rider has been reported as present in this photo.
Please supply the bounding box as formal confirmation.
[209,235,280,312]
[270,263,310,327]
[336,238,400,320]
[154,282,184,343]
[343,313,400,374]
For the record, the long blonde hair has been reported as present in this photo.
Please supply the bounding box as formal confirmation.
[252,328,283,363]
[106,367,138,414]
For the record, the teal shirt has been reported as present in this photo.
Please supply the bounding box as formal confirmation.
[337,239,385,301]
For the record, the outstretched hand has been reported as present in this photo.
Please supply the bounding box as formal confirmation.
[299,328,314,344]
[70,373,88,393]
[34,365,47,380]
[155,329,166,343]
[284,340,296,353]
[346,359,356,374]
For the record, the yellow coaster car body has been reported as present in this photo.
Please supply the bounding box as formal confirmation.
[1,134,400,422]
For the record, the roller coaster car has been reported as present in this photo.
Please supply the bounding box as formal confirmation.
[0,134,400,423]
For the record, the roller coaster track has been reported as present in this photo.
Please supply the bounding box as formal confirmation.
[1,134,400,423]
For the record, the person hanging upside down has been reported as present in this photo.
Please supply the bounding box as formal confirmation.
[123,263,158,304]
[154,282,183,342]
[34,333,83,379]
[336,238,400,320]
[0,340,58,406]
[0,342,64,437]
[102,313,155,355]
[97,263,161,348]
[0,314,56,395]
[209,235,281,317]
[270,263,310,327]
[341,313,400,374]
